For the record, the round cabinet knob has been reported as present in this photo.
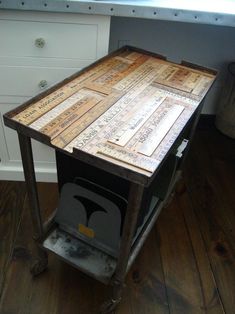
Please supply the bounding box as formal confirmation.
[38,80,48,89]
[35,38,45,48]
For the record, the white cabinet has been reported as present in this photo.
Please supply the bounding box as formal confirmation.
[0,10,110,181]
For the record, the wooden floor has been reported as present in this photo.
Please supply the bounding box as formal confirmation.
[0,121,235,314]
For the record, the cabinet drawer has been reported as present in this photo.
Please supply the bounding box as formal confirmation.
[0,66,81,98]
[0,11,110,181]
[0,18,99,60]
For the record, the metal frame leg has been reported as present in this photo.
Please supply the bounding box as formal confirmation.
[181,99,205,166]
[18,132,48,276]
[100,182,145,313]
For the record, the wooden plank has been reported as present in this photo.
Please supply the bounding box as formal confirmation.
[122,228,170,314]
[0,183,63,314]
[0,181,26,297]
[157,197,207,314]
[176,180,225,314]
[184,129,235,314]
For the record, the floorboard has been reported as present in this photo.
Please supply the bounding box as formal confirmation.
[0,181,26,297]
[184,128,235,314]
[157,199,206,314]
[177,180,224,314]
[0,124,234,314]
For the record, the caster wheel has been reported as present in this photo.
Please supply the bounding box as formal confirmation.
[30,256,48,276]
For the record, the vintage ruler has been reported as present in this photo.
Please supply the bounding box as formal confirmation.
[5,47,216,179]
[29,88,103,131]
[154,65,214,95]
[79,85,193,159]
[97,142,160,173]
[113,59,168,91]
[123,96,191,160]
[151,108,192,162]
[40,96,102,139]
[51,91,124,149]
[192,76,213,96]
[126,51,144,61]
[85,54,149,94]
[63,73,161,152]
[12,56,130,125]
[137,104,184,156]
[108,91,166,147]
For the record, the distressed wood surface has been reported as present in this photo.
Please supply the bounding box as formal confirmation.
[0,124,234,313]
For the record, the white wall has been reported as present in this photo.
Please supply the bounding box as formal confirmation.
[109,17,235,114]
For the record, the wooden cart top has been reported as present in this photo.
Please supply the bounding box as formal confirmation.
[4,46,216,185]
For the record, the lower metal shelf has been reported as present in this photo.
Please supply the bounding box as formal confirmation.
[43,227,117,284]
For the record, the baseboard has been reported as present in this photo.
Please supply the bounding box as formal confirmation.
[0,163,57,182]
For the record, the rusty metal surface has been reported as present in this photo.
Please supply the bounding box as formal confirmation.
[43,228,117,284]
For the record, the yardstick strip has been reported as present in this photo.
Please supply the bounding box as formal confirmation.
[108,91,166,147]
[29,92,84,131]
[40,96,102,139]
[113,59,168,91]
[137,104,185,156]
[125,98,178,150]
[12,57,123,125]
[151,82,200,104]
[126,51,143,61]
[124,95,193,161]
[12,87,71,125]
[65,57,123,88]
[118,50,137,59]
[97,143,160,173]
[192,76,213,96]
[75,78,164,155]
[154,66,193,93]
[85,55,149,94]
[66,76,160,152]
[29,89,100,131]
[183,72,201,90]
[51,91,124,149]
[154,66,214,95]
[114,56,134,64]
[151,108,192,162]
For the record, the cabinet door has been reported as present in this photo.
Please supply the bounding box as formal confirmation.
[0,11,110,181]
